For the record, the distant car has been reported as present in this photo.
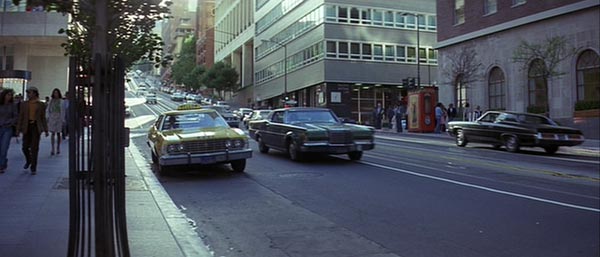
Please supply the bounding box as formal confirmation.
[145,93,157,104]
[215,101,228,106]
[147,107,252,175]
[202,105,240,128]
[248,108,375,161]
[243,110,271,128]
[447,111,585,154]
[171,92,184,102]
[194,95,204,103]
[235,108,253,119]
[186,93,196,101]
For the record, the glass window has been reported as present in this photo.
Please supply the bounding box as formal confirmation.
[384,11,394,27]
[350,7,360,24]
[325,5,337,22]
[338,7,348,22]
[372,10,383,26]
[528,59,548,111]
[396,46,406,62]
[338,42,348,58]
[326,41,337,58]
[362,44,372,60]
[488,67,506,110]
[456,75,468,112]
[428,49,438,64]
[485,0,498,15]
[419,48,427,63]
[350,42,360,59]
[407,46,416,62]
[395,13,405,28]
[361,9,371,24]
[405,15,416,29]
[417,15,426,29]
[455,0,465,24]
[576,50,600,102]
[427,15,437,31]
[385,45,395,61]
[373,44,383,60]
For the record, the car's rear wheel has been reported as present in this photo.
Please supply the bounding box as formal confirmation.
[456,129,468,147]
[288,140,303,161]
[257,136,269,153]
[504,136,520,153]
[543,146,559,154]
[348,151,363,161]
[231,159,246,172]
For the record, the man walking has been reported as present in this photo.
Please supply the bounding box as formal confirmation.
[372,102,384,129]
[395,101,406,133]
[447,103,457,122]
[16,87,48,174]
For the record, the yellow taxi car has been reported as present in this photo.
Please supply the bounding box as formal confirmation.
[147,103,252,174]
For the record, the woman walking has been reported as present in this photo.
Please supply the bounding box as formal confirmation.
[0,89,18,173]
[46,88,65,155]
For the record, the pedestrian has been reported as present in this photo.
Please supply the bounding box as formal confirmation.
[387,105,395,129]
[463,102,472,121]
[16,86,49,174]
[47,88,65,155]
[447,103,457,122]
[13,94,23,144]
[434,102,443,133]
[372,102,384,129]
[0,89,18,173]
[395,101,406,133]
[62,91,69,139]
[473,105,482,121]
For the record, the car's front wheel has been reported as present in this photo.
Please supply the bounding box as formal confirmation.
[288,140,303,161]
[231,159,246,172]
[543,146,559,154]
[504,136,520,153]
[348,151,363,161]
[456,129,468,147]
[257,136,269,154]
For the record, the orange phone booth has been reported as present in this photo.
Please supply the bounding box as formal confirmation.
[407,87,438,133]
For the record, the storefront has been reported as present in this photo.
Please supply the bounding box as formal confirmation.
[0,69,31,96]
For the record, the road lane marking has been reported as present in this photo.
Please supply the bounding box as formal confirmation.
[359,160,600,213]
[364,153,600,200]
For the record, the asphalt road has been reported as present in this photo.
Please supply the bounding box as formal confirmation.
[126,90,600,257]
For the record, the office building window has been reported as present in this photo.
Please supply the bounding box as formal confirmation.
[407,47,416,63]
[384,11,394,27]
[419,48,427,63]
[427,16,436,31]
[372,10,383,26]
[338,6,348,22]
[396,46,406,62]
[373,44,383,61]
[488,67,506,110]
[395,13,405,28]
[428,49,438,64]
[325,5,336,22]
[484,0,497,15]
[350,43,361,59]
[362,44,372,60]
[321,40,438,65]
[385,45,395,61]
[405,15,415,29]
[350,7,360,24]
[417,15,426,29]
[512,0,526,6]
[455,0,465,24]
[528,59,548,111]
[338,42,348,58]
[326,41,337,58]
[361,8,371,24]
[576,50,600,102]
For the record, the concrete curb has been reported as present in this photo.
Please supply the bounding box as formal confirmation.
[128,142,213,257]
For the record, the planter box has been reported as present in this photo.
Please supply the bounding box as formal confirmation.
[574,109,600,118]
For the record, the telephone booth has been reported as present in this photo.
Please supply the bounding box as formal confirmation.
[407,86,438,133]
[0,70,31,97]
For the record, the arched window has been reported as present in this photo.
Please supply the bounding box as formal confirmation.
[576,50,600,102]
[528,59,548,112]
[488,67,505,110]
[455,74,468,109]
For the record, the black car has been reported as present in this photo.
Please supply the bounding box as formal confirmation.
[447,111,584,154]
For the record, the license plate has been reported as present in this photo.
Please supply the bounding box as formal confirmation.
[200,156,216,164]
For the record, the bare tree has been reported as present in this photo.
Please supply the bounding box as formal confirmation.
[512,36,578,79]
[442,44,483,116]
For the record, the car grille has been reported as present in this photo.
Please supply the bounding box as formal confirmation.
[182,139,228,153]
[329,131,353,144]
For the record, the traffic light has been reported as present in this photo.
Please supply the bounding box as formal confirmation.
[409,78,416,87]
[402,78,409,87]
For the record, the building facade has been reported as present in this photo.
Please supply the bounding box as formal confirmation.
[196,0,216,68]
[214,0,254,104]
[0,1,68,98]
[436,0,599,136]
[252,0,438,123]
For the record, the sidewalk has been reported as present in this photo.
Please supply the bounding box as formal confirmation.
[0,137,211,257]
[374,127,600,156]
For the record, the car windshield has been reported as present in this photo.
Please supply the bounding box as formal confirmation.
[286,111,338,124]
[162,112,229,130]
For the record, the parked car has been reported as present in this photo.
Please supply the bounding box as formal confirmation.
[186,93,197,101]
[145,93,157,104]
[194,94,204,104]
[248,107,375,161]
[147,107,252,175]
[243,110,272,128]
[447,111,585,154]
[202,105,240,128]
[170,92,184,102]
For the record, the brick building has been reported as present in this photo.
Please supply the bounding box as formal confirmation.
[436,0,599,137]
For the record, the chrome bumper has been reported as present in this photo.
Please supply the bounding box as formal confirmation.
[299,142,375,153]
[159,148,252,166]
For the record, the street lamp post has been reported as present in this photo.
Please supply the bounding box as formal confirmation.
[403,13,421,87]
[261,39,287,103]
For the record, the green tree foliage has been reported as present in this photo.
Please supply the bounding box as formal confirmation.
[171,36,203,89]
[14,0,171,67]
[201,62,239,98]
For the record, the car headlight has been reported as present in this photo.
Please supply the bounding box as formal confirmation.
[233,139,244,148]
[167,144,184,153]
[225,140,232,148]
